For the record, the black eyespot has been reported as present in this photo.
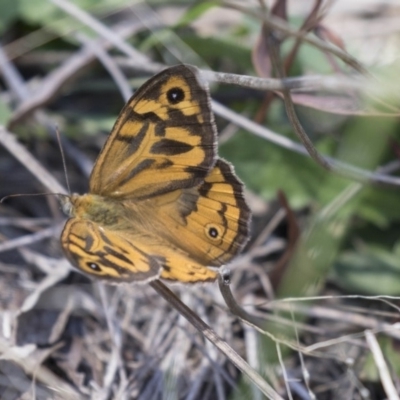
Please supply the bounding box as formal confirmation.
[167,87,185,104]
[205,223,223,241]
[209,227,219,238]
[87,262,101,272]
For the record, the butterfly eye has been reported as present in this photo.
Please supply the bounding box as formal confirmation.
[167,87,185,104]
[87,262,101,272]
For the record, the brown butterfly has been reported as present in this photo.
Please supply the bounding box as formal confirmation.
[59,64,250,283]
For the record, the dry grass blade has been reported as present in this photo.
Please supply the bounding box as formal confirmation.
[0,127,66,194]
[0,340,81,399]
[365,330,400,400]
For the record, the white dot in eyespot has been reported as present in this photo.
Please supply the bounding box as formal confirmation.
[167,87,185,104]
[205,223,223,241]
[87,262,101,271]
[209,227,218,238]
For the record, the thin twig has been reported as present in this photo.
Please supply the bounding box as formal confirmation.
[206,70,366,93]
[75,32,132,102]
[263,301,400,341]
[0,45,30,99]
[267,23,332,171]
[222,1,366,74]
[7,20,148,127]
[0,225,61,253]
[97,283,127,400]
[210,101,400,187]
[149,280,284,400]
[50,0,153,68]
[218,272,269,329]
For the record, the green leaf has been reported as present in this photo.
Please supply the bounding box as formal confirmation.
[220,130,327,208]
[182,35,252,70]
[0,0,19,33]
[0,99,12,125]
[175,1,219,28]
[334,247,400,295]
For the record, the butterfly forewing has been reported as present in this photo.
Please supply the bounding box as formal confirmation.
[89,65,217,200]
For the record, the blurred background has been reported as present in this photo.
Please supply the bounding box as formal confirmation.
[1,1,400,399]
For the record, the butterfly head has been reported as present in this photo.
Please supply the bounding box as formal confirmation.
[57,193,80,217]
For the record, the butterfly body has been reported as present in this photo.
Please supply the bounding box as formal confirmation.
[60,65,251,283]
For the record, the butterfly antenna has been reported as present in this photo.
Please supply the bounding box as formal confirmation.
[0,193,59,203]
[56,126,71,195]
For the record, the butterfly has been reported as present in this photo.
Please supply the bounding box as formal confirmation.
[59,64,251,283]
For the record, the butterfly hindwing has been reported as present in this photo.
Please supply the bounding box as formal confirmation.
[194,159,250,264]
[61,219,161,282]
[150,159,251,272]
[61,218,217,283]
